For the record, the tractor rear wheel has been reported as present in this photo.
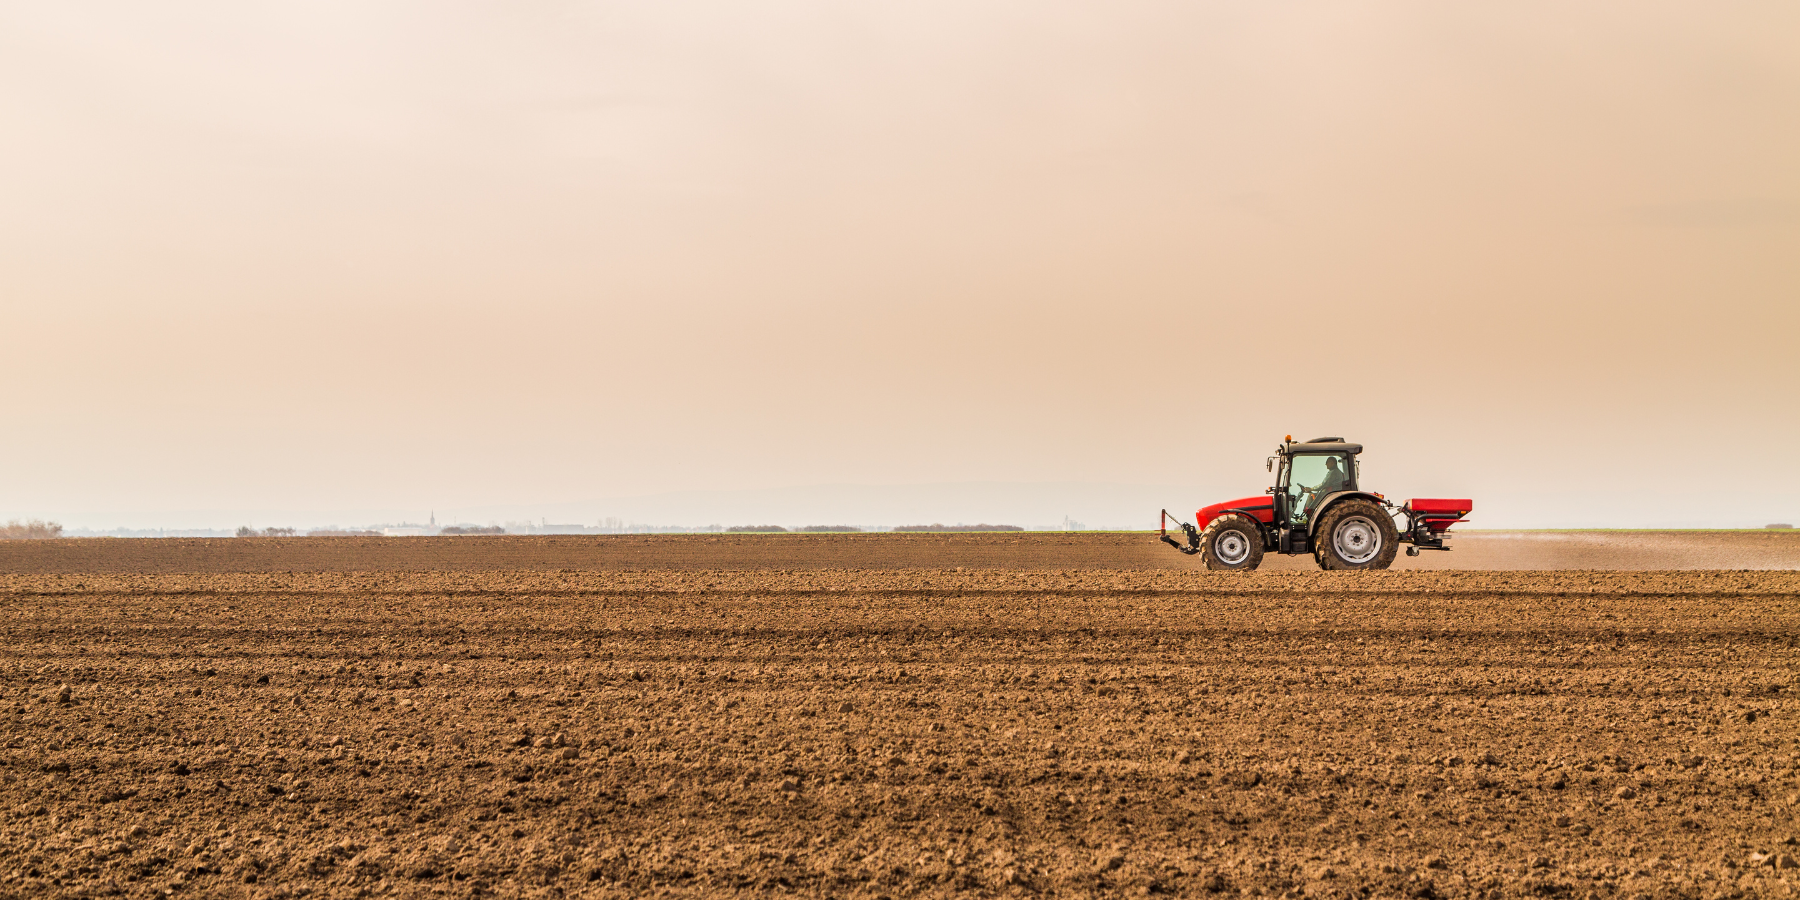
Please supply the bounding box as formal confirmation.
[1314,500,1398,571]
[1200,514,1265,571]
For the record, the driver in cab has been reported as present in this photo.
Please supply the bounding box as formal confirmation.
[1303,457,1347,516]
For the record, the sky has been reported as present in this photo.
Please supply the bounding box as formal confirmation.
[2,1,1796,531]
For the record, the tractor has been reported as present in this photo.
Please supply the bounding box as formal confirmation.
[1159,436,1470,571]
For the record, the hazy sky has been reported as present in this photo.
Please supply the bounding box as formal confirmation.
[2,1,1796,529]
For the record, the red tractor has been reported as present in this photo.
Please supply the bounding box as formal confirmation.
[1159,436,1470,571]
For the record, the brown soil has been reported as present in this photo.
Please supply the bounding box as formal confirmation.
[3,529,1797,574]
[2,538,1797,898]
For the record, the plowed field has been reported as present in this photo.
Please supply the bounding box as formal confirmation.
[2,535,1798,898]
[4,529,1797,574]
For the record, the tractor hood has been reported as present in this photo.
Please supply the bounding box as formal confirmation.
[1197,496,1274,529]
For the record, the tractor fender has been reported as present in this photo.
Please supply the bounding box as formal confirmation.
[1306,492,1388,538]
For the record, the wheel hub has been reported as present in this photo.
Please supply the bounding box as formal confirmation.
[1333,516,1382,565]
[1215,531,1250,565]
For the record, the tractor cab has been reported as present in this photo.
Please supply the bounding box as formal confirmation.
[1270,438,1361,529]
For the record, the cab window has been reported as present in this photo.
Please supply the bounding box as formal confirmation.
[1284,453,1351,523]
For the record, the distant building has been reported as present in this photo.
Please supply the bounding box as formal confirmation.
[381,526,434,537]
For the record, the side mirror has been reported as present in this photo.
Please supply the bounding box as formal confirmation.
[1266,457,1274,472]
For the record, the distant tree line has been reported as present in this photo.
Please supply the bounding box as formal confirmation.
[0,519,62,540]
[894,524,1023,532]
[726,525,788,533]
[307,529,383,537]
[440,525,505,535]
[236,526,296,537]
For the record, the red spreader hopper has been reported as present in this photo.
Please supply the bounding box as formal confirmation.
[1404,499,1471,534]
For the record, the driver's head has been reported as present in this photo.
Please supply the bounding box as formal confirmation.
[1325,457,1340,470]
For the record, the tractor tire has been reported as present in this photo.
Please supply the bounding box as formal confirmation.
[1199,514,1265,571]
[1314,500,1399,571]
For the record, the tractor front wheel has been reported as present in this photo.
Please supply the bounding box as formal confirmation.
[1200,515,1265,571]
[1314,501,1399,571]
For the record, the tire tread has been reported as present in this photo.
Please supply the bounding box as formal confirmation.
[1200,515,1266,572]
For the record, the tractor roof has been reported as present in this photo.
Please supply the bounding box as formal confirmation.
[1286,440,1362,455]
